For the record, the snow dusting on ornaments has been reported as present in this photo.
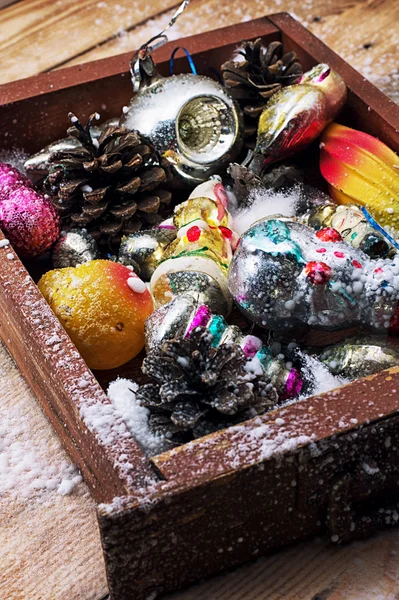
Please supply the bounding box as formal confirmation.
[0,162,59,258]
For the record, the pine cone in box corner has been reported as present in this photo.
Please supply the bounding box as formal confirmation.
[44,112,173,251]
[137,326,277,446]
[221,39,303,147]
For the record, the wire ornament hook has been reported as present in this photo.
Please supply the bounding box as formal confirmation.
[130,0,191,92]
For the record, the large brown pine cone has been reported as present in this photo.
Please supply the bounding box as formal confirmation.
[44,112,173,251]
[221,39,303,147]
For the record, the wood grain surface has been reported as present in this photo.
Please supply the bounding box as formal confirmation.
[1,1,399,599]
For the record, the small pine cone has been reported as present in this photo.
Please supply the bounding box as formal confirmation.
[136,327,277,447]
[221,39,303,148]
[44,112,173,251]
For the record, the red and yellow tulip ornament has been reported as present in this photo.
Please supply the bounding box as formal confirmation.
[320,123,399,231]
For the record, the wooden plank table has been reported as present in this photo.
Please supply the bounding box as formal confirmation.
[0,1,399,598]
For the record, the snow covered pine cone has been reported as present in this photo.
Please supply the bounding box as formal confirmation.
[137,326,277,446]
[44,112,172,251]
[221,39,303,147]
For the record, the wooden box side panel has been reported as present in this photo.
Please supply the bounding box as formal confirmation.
[153,365,399,482]
[98,457,312,600]
[0,232,154,503]
[99,412,399,600]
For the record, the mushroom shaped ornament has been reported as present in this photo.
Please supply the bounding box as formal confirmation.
[228,218,399,334]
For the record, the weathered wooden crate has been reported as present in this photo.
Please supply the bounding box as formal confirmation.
[1,13,399,600]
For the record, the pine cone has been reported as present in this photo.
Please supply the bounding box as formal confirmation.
[221,39,303,147]
[137,327,277,446]
[44,112,173,251]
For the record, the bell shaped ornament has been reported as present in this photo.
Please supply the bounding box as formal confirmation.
[120,4,244,187]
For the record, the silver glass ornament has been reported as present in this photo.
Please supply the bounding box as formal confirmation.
[144,295,197,352]
[144,296,303,403]
[228,217,399,334]
[120,1,243,186]
[118,228,176,280]
[52,229,100,268]
[318,338,399,380]
[121,76,243,186]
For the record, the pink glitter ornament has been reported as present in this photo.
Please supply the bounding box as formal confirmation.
[0,186,60,258]
[0,163,32,198]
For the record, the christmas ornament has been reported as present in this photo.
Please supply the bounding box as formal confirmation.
[52,229,100,269]
[38,260,153,370]
[150,178,238,314]
[144,294,304,402]
[320,122,399,230]
[0,162,32,196]
[304,201,397,258]
[120,1,243,186]
[43,112,172,251]
[118,225,176,280]
[229,217,399,334]
[249,63,347,175]
[318,337,399,380]
[137,325,275,446]
[0,183,60,259]
[221,39,302,147]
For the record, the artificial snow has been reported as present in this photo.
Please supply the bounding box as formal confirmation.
[299,352,349,398]
[127,276,147,294]
[107,378,165,455]
[0,363,84,502]
[0,239,10,248]
[232,188,301,236]
[226,418,314,468]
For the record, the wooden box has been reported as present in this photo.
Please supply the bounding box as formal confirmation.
[1,13,399,600]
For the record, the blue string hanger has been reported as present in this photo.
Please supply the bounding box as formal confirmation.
[130,0,192,92]
[169,47,197,76]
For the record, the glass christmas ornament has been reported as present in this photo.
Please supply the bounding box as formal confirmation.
[229,217,399,334]
[320,122,399,230]
[150,178,238,314]
[249,64,347,174]
[120,1,243,186]
[52,229,100,269]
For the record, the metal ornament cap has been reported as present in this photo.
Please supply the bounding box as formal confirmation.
[120,74,244,186]
[52,229,100,269]
[118,228,176,280]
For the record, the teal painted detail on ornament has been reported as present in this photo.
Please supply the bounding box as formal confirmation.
[255,346,273,368]
[247,219,305,264]
[351,232,358,240]
[208,315,228,346]
[328,281,357,306]
[264,219,290,244]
